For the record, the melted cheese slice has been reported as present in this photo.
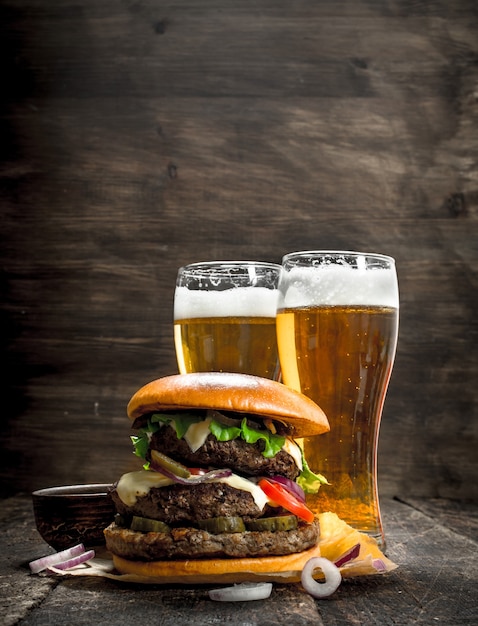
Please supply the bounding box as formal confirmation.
[217,474,269,510]
[283,437,303,471]
[116,470,270,510]
[117,470,174,506]
[183,417,212,452]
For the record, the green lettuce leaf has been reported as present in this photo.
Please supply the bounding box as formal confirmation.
[240,418,285,458]
[296,450,329,494]
[210,418,285,458]
[131,423,159,460]
[131,412,203,461]
[209,420,242,442]
[131,412,297,464]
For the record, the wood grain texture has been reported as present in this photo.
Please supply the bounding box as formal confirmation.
[315,497,478,625]
[1,496,476,625]
[1,1,477,498]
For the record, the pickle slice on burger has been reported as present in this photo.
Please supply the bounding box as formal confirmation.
[104,372,330,583]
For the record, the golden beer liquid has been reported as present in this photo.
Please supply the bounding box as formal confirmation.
[276,304,398,540]
[174,316,280,380]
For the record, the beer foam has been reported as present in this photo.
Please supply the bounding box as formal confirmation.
[174,286,279,319]
[279,265,399,308]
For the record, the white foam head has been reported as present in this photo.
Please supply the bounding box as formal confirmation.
[278,264,399,308]
[174,286,280,319]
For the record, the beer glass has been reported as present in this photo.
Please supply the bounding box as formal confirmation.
[174,261,282,379]
[276,251,399,546]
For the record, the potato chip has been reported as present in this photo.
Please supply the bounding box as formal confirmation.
[318,512,398,577]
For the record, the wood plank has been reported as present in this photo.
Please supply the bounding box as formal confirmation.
[397,497,478,542]
[1,496,476,625]
[315,497,478,624]
[0,0,477,500]
[2,2,477,98]
[3,95,477,217]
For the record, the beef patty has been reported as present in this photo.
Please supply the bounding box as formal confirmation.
[110,481,278,525]
[148,425,300,481]
[104,518,320,560]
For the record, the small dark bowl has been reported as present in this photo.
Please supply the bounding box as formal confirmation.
[32,484,116,551]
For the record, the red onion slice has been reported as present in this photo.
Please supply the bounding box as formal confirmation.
[151,464,232,485]
[301,557,342,599]
[29,544,86,574]
[208,582,273,602]
[372,558,387,572]
[48,549,96,571]
[333,543,360,567]
[267,475,306,502]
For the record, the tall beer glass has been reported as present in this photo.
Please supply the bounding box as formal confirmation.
[174,261,282,379]
[276,251,399,546]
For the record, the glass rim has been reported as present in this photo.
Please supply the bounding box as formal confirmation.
[282,250,395,265]
[178,260,283,274]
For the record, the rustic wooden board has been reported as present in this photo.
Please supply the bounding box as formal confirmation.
[398,496,478,542]
[1,1,477,498]
[1,496,476,626]
[315,497,478,624]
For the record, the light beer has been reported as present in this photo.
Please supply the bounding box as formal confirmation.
[174,262,282,380]
[277,253,399,545]
[174,315,279,379]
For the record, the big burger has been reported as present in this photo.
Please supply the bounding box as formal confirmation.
[104,372,330,583]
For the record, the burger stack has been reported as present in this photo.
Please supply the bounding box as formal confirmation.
[104,372,330,582]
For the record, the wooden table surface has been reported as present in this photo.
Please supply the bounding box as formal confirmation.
[2,495,476,625]
[1,0,478,509]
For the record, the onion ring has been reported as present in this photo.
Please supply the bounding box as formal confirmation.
[267,475,306,502]
[29,544,86,574]
[301,557,342,599]
[151,464,232,485]
[48,550,96,572]
[208,582,273,602]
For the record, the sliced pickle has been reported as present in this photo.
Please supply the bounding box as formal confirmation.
[150,449,191,478]
[130,515,171,533]
[246,515,298,532]
[198,516,246,534]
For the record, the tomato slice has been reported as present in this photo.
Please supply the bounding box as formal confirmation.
[188,468,207,476]
[258,478,315,523]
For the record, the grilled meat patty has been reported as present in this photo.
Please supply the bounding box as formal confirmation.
[104,518,320,561]
[110,481,277,525]
[148,425,300,481]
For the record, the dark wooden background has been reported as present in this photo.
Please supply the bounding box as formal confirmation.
[1,0,477,503]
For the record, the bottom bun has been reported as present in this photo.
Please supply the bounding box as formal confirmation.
[112,542,323,585]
